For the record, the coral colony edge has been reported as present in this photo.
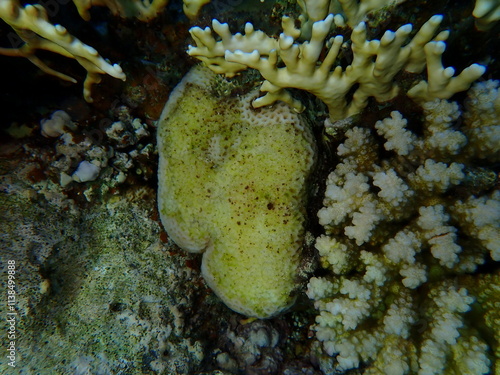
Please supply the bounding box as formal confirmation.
[0,0,499,374]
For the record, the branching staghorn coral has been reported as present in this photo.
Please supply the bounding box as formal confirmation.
[0,0,126,102]
[188,14,485,121]
[0,0,211,102]
[307,80,500,374]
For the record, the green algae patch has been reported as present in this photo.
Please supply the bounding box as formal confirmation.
[157,65,316,318]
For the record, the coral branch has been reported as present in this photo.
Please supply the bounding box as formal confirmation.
[189,14,485,121]
[0,0,126,102]
[73,0,170,21]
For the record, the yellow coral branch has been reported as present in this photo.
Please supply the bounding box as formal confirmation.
[0,0,126,102]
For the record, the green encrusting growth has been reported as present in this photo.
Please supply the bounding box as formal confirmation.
[157,65,316,318]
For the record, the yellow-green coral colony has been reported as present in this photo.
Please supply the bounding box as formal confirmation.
[157,66,315,318]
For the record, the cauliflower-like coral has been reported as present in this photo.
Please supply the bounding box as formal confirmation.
[309,81,499,374]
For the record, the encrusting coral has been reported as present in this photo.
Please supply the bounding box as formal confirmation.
[157,65,316,318]
[307,80,500,374]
